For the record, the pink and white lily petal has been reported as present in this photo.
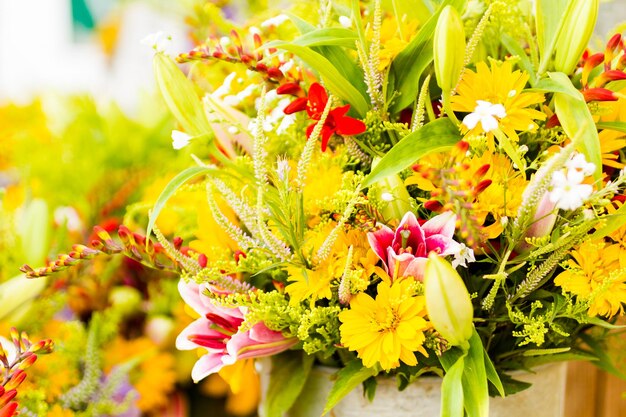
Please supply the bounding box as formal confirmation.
[191,353,230,383]
[422,211,457,237]
[227,323,298,361]
[367,225,394,271]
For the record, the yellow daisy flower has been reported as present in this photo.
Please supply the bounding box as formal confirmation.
[554,240,626,317]
[339,279,429,371]
[451,60,546,143]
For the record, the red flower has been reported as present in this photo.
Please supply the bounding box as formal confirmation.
[282,83,366,151]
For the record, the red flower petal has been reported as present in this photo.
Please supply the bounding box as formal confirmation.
[306,83,328,119]
[283,97,308,114]
[335,115,366,136]
[320,125,335,152]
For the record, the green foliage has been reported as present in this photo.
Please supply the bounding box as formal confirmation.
[323,359,378,415]
[263,351,314,417]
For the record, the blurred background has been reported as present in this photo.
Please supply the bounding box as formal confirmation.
[0,1,625,417]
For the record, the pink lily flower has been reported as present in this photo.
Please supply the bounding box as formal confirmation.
[176,279,297,382]
[367,211,460,281]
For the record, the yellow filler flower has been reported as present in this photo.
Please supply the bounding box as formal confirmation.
[339,279,429,371]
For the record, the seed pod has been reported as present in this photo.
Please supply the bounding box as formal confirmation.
[424,253,473,348]
[553,0,599,75]
[433,6,466,92]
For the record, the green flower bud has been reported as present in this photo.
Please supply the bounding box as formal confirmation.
[553,0,599,75]
[370,158,412,221]
[433,5,466,93]
[424,252,473,348]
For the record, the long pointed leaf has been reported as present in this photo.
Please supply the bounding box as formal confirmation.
[264,352,315,417]
[362,118,460,188]
[549,72,602,180]
[441,354,465,417]
[146,166,220,238]
[270,43,369,117]
[323,359,378,415]
[265,28,358,49]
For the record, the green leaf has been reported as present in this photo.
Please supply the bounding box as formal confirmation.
[266,28,358,49]
[493,373,532,396]
[596,121,626,133]
[146,166,219,238]
[549,72,602,180]
[521,347,571,356]
[153,53,211,136]
[441,354,465,417]
[387,0,467,113]
[264,352,315,417]
[535,0,571,73]
[586,317,626,329]
[362,117,460,188]
[271,43,369,117]
[285,12,315,34]
[484,350,505,397]
[323,359,378,415]
[521,350,596,369]
[579,334,626,380]
[461,329,489,417]
[591,198,626,240]
[501,33,537,86]
[313,45,369,106]
[528,78,580,98]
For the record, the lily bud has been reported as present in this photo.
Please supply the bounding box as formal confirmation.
[371,158,412,221]
[433,5,466,93]
[424,252,473,348]
[553,0,599,75]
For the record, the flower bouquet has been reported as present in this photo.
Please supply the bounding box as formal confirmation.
[23,0,626,416]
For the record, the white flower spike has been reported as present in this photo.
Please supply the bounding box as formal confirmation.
[462,100,507,133]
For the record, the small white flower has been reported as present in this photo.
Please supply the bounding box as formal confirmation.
[381,192,394,202]
[566,153,596,177]
[227,126,240,134]
[451,243,476,268]
[338,16,352,28]
[462,100,507,133]
[549,170,593,210]
[213,72,237,99]
[141,31,172,53]
[261,14,290,28]
[171,130,192,150]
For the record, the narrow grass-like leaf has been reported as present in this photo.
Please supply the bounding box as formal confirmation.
[265,28,358,49]
[535,0,570,74]
[586,317,626,329]
[362,117,460,188]
[592,201,626,240]
[146,166,220,238]
[528,78,581,98]
[264,352,315,417]
[596,121,626,133]
[549,72,602,180]
[323,359,378,415]
[270,43,369,116]
[501,33,537,86]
